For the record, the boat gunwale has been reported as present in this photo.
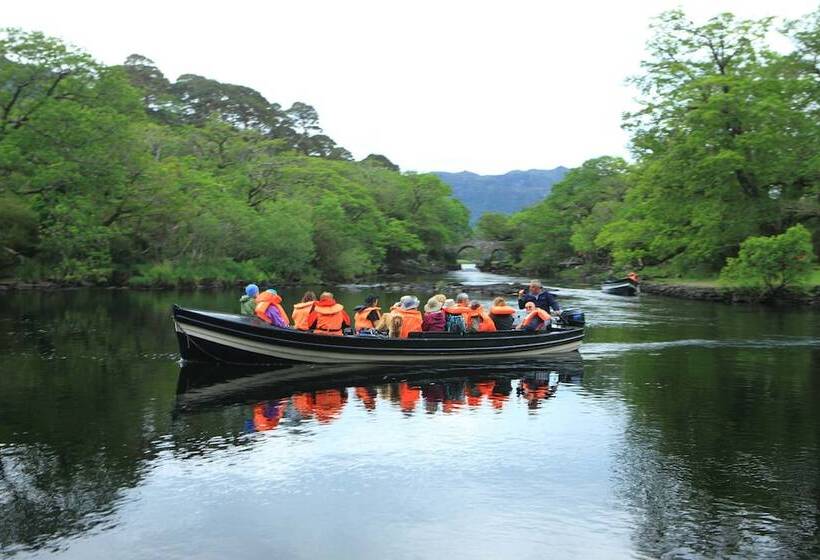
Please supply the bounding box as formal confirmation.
[173,306,584,355]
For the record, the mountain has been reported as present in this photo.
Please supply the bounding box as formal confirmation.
[434,167,569,223]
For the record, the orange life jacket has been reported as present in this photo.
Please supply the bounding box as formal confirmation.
[443,305,471,315]
[521,308,551,329]
[292,301,314,330]
[354,306,382,331]
[307,298,350,336]
[254,291,289,325]
[490,305,516,316]
[466,305,497,333]
[393,307,423,338]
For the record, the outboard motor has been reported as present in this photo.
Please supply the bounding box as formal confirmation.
[558,308,585,327]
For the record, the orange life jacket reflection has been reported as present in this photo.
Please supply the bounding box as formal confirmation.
[253,401,285,431]
[521,308,551,329]
[307,298,350,335]
[354,306,382,331]
[399,382,421,412]
[393,308,423,338]
[292,301,314,330]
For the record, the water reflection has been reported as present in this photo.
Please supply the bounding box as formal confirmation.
[176,357,584,435]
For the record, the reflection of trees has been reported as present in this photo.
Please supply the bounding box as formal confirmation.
[608,348,820,558]
[0,291,180,553]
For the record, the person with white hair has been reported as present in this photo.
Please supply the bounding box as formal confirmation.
[392,295,423,338]
[517,279,560,313]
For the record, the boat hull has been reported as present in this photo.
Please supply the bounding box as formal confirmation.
[601,280,640,296]
[173,306,584,365]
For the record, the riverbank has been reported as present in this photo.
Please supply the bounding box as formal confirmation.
[642,281,820,306]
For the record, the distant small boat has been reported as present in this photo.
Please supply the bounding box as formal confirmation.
[172,305,584,365]
[601,276,640,296]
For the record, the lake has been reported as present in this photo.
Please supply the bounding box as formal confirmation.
[1,270,818,559]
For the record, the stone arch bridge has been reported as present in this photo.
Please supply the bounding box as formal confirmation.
[446,239,509,268]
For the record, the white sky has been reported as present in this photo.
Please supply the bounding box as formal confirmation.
[4,0,817,174]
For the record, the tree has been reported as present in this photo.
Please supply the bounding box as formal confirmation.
[599,10,820,272]
[475,212,513,241]
[720,224,815,293]
[360,153,399,172]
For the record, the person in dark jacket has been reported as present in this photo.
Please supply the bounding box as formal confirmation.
[518,279,560,313]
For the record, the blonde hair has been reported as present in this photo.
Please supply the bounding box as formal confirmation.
[388,314,403,338]
[320,291,334,300]
[493,297,506,307]
[433,294,446,304]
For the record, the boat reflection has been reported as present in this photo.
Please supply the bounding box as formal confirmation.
[176,357,584,431]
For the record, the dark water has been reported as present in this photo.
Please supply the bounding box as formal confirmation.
[1,271,819,559]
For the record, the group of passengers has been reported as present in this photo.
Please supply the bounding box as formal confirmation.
[239,279,560,339]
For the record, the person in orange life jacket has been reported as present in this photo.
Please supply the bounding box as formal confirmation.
[489,296,517,330]
[517,301,551,331]
[466,301,497,333]
[240,283,259,316]
[422,296,446,332]
[393,295,423,338]
[292,291,316,331]
[353,295,382,332]
[255,289,289,327]
[517,279,560,313]
[443,292,470,333]
[306,292,350,335]
[441,298,464,333]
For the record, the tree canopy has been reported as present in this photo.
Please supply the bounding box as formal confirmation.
[0,29,468,285]
[491,8,819,279]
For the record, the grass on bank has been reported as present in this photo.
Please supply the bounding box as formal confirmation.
[645,266,820,290]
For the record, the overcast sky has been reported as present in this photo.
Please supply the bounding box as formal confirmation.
[5,0,817,174]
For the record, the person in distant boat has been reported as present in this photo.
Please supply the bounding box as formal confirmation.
[489,296,516,330]
[393,295,423,338]
[240,283,259,316]
[442,299,466,334]
[627,271,640,283]
[518,279,560,313]
[307,292,351,336]
[466,301,496,333]
[422,296,446,332]
[516,301,551,331]
[354,295,382,332]
[255,289,289,327]
[292,291,317,331]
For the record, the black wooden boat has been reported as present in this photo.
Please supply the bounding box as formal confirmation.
[172,305,584,365]
[601,277,640,296]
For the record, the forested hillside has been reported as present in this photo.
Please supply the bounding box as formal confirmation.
[478,9,819,286]
[0,31,469,285]
[435,167,567,222]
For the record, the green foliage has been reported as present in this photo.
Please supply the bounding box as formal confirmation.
[0,29,468,285]
[501,8,819,279]
[505,157,630,273]
[720,225,815,292]
[475,212,513,241]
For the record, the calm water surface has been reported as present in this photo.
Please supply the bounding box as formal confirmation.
[1,270,818,559]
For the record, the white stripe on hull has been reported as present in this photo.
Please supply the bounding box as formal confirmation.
[177,322,582,364]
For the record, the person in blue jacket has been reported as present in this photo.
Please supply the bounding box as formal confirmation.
[517,279,560,313]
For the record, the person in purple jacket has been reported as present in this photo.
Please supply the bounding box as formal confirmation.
[422,297,446,332]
